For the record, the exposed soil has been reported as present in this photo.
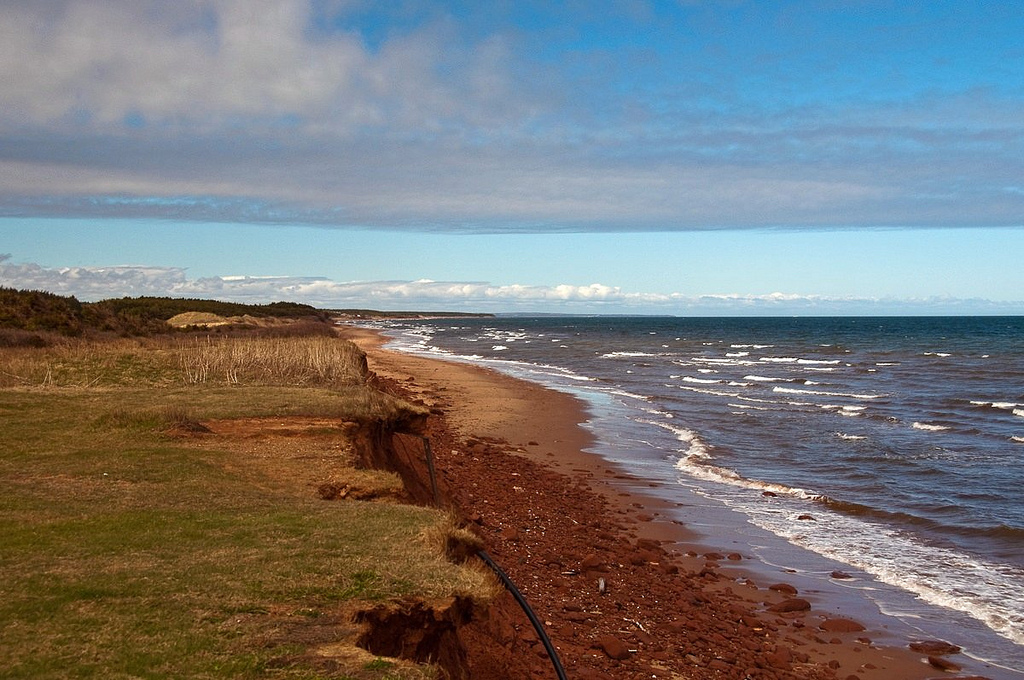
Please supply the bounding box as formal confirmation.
[184,416,408,501]
[355,597,476,674]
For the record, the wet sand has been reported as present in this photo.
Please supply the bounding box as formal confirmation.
[341,325,978,680]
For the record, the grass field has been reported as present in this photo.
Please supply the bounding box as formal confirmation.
[0,334,492,679]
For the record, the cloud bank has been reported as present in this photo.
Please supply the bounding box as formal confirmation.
[3,255,1019,316]
[1,1,1022,231]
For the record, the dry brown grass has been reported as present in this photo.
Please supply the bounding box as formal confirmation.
[0,334,368,390]
[177,335,368,387]
[0,337,178,387]
[419,511,488,566]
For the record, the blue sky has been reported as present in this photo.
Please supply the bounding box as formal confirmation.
[1,1,1022,314]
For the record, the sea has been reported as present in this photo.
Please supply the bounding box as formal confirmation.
[366,316,1024,677]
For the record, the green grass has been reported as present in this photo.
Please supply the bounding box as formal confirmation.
[0,338,489,679]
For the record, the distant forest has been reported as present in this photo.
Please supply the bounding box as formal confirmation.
[0,288,327,345]
[0,288,490,346]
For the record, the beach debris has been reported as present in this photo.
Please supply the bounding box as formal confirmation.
[593,634,631,660]
[910,640,962,656]
[499,526,520,542]
[765,646,793,668]
[767,598,811,613]
[830,570,853,579]
[927,655,962,672]
[623,617,648,633]
[597,577,607,594]
[699,565,720,580]
[819,618,866,633]
[768,583,799,596]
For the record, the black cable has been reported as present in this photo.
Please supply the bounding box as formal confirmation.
[477,550,568,680]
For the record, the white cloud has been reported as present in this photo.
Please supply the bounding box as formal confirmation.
[0,3,1022,231]
[3,255,1020,316]
[0,0,520,134]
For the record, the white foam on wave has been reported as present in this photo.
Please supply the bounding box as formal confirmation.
[690,357,758,366]
[756,356,839,366]
[411,344,484,360]
[731,343,774,349]
[726,351,750,357]
[492,345,509,351]
[971,401,1021,411]
[603,387,653,402]
[729,403,774,411]
[641,419,710,459]
[1012,436,1024,444]
[482,330,527,344]
[1014,409,1024,419]
[745,374,785,382]
[681,376,721,384]
[739,395,808,408]
[835,432,867,440]
[602,351,660,358]
[674,451,824,501]
[820,404,866,416]
[912,422,951,432]
[773,386,884,400]
[675,384,743,399]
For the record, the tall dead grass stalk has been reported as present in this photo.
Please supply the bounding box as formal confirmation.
[176,336,368,387]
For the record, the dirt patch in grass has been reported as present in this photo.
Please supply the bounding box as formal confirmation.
[185,416,409,503]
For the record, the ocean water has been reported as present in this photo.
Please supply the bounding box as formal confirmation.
[368,316,1024,676]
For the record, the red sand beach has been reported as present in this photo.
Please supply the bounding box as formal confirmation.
[341,325,978,680]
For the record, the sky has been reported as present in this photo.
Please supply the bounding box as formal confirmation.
[1,0,1022,315]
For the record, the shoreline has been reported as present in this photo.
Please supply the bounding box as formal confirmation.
[340,324,990,679]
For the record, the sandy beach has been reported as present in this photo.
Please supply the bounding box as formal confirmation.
[340,325,977,680]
